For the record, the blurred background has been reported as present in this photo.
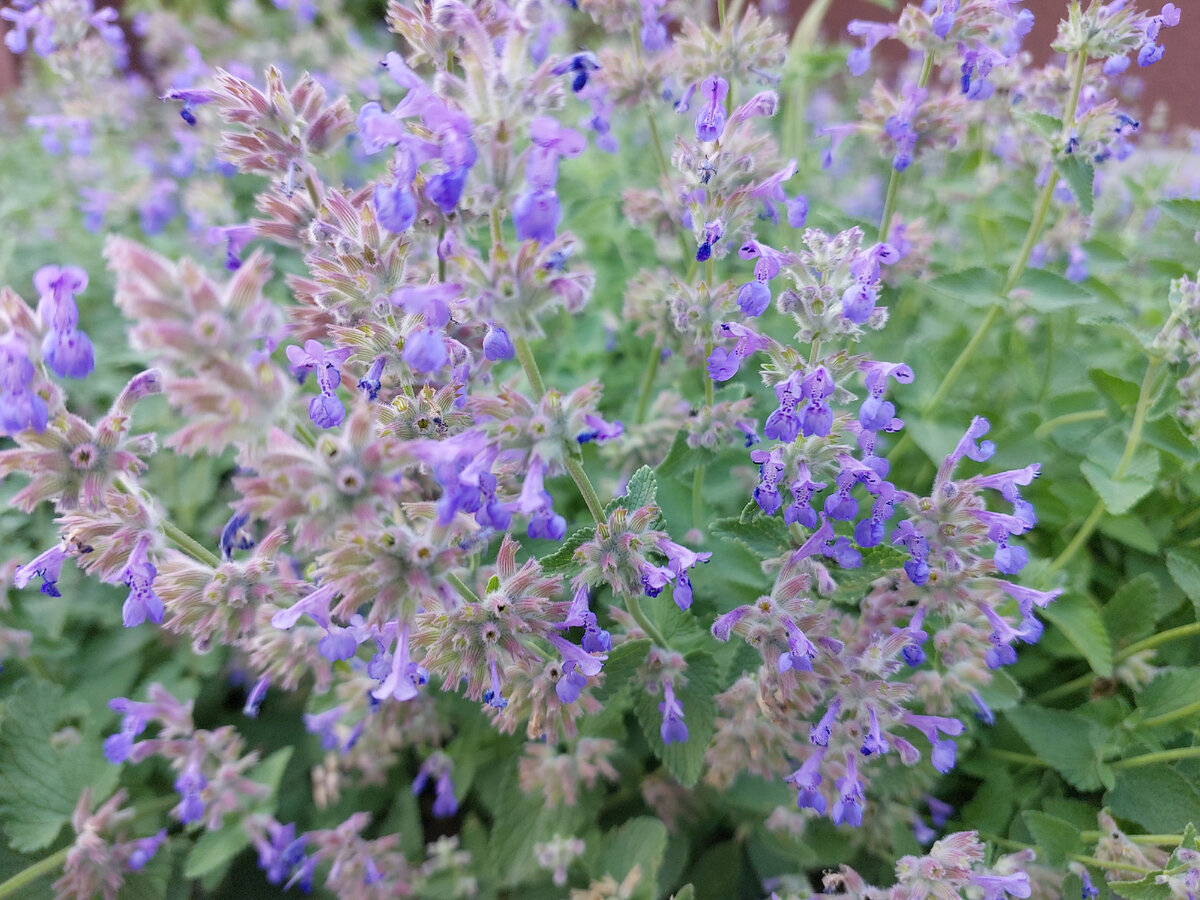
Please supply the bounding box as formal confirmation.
[1,1,1195,123]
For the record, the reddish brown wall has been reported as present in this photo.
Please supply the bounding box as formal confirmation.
[2,2,1195,125]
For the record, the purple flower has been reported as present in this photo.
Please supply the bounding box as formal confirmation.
[831,752,864,827]
[35,264,94,379]
[255,822,308,886]
[127,830,168,871]
[286,340,353,430]
[174,764,207,824]
[706,346,740,382]
[357,357,387,400]
[372,624,421,702]
[810,698,842,746]
[787,194,809,228]
[14,545,68,597]
[711,606,751,642]
[484,657,509,709]
[244,676,270,718]
[845,20,897,76]
[374,179,418,233]
[432,770,458,818]
[483,323,515,361]
[694,76,729,142]
[556,661,589,704]
[659,680,688,744]
[551,51,601,93]
[513,188,562,243]
[403,328,448,373]
[121,538,163,628]
[786,748,827,813]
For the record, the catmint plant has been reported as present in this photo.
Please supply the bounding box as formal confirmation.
[1,0,1200,898]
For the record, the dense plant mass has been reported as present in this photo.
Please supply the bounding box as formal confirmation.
[1,0,1200,897]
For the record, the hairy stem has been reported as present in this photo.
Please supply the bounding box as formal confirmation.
[161,520,220,569]
[0,847,69,900]
[625,592,671,649]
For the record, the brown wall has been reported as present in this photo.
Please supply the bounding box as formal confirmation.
[2,1,1195,125]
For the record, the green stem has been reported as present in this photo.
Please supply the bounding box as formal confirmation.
[692,465,706,534]
[625,592,671,649]
[896,51,1090,445]
[1046,358,1162,574]
[295,421,318,449]
[513,336,546,399]
[1111,746,1200,770]
[877,53,934,243]
[1080,831,1183,846]
[161,520,220,568]
[1140,698,1200,729]
[987,748,1050,768]
[634,338,663,425]
[0,847,69,900]
[1033,408,1107,439]
[1119,622,1200,662]
[445,571,481,605]
[983,836,1156,875]
[1034,671,1094,704]
[563,456,606,524]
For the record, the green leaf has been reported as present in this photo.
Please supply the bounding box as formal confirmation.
[593,639,650,701]
[1158,198,1200,231]
[538,527,592,573]
[831,544,909,605]
[632,650,719,787]
[710,514,790,559]
[1166,549,1200,617]
[598,817,668,899]
[184,824,251,880]
[605,465,657,515]
[1081,446,1160,515]
[489,772,590,886]
[1021,811,1082,865]
[1015,268,1094,312]
[672,886,696,900]
[1105,765,1200,833]
[1040,593,1113,676]
[1006,706,1110,791]
[656,431,717,480]
[0,679,119,852]
[1056,156,1095,216]
[928,268,1003,309]
[247,747,293,806]
[1102,573,1160,647]
[1108,875,1173,900]
[1137,669,1200,722]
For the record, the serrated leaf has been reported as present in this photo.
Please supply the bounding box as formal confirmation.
[928,268,1002,309]
[1015,268,1094,311]
[1081,446,1159,515]
[593,639,650,702]
[1158,198,1200,231]
[632,650,719,787]
[605,466,657,516]
[184,824,251,880]
[248,747,293,804]
[1006,706,1110,791]
[1108,875,1173,900]
[0,679,120,852]
[1040,593,1113,676]
[831,544,909,605]
[538,527,592,573]
[1166,550,1200,617]
[1137,670,1200,722]
[710,515,790,558]
[1105,766,1200,834]
[1022,811,1082,865]
[1102,573,1160,647]
[656,431,717,480]
[1057,156,1095,216]
[489,772,589,886]
[599,817,668,900]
